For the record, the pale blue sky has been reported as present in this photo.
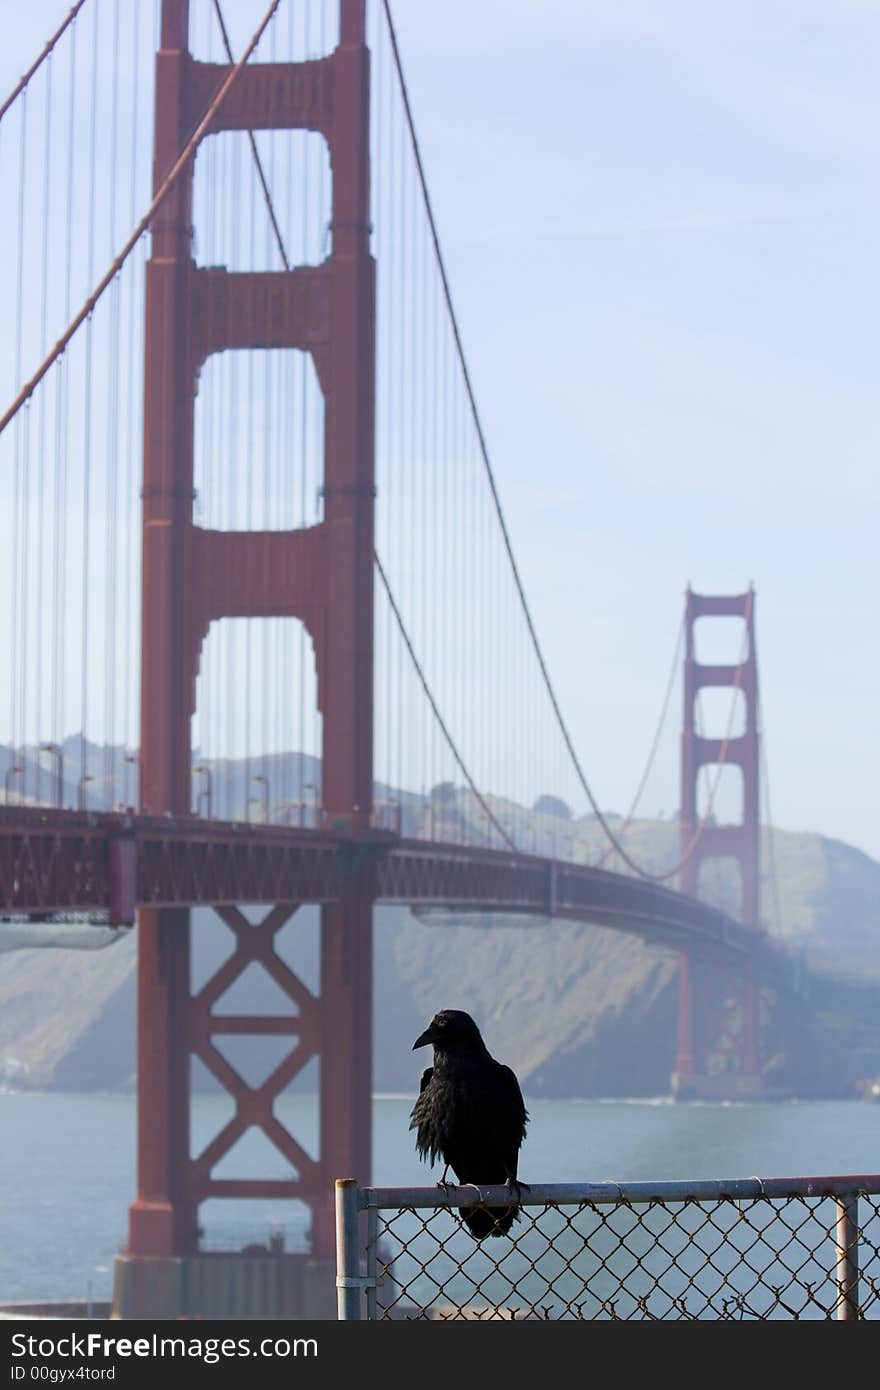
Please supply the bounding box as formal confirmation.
[1,1,878,861]
[385,0,880,860]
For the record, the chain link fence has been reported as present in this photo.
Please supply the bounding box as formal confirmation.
[336,1176,880,1320]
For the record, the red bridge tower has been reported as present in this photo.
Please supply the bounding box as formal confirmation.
[114,0,375,1318]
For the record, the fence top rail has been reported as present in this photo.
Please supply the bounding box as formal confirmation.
[357,1174,880,1211]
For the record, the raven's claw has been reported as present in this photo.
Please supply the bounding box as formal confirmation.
[504,1176,530,1202]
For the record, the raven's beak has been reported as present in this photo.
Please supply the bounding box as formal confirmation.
[412,1025,437,1050]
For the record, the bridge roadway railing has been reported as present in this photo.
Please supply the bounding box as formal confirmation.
[336,1174,880,1320]
[0,807,779,969]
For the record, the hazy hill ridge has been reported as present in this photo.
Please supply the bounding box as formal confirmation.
[1,811,879,1098]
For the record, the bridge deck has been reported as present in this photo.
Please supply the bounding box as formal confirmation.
[0,807,766,964]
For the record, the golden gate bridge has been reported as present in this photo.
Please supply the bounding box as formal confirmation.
[0,0,791,1317]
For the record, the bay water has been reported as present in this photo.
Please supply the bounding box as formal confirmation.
[2,1091,879,1306]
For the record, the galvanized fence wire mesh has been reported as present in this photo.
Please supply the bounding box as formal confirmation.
[335,1178,880,1320]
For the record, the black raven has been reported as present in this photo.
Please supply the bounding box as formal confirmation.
[410,1009,529,1239]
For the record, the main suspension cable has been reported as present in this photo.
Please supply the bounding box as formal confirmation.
[374,550,516,852]
[381,0,740,882]
[210,0,291,271]
[757,684,783,936]
[0,0,91,125]
[595,615,685,867]
[0,0,286,437]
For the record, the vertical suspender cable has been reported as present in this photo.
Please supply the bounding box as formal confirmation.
[408,123,417,807]
[758,690,782,937]
[299,13,310,813]
[269,12,279,818]
[105,0,122,807]
[196,0,212,809]
[315,0,327,814]
[56,18,79,795]
[12,93,28,783]
[79,0,100,803]
[382,22,394,812]
[35,57,53,804]
[123,2,142,808]
[394,88,404,803]
[245,149,256,810]
[429,230,439,809]
[417,172,426,802]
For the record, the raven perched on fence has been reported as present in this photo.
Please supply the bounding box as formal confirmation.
[410,1009,529,1239]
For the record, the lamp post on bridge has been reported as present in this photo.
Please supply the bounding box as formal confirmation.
[78,774,94,810]
[193,764,212,818]
[123,753,140,811]
[252,774,269,824]
[4,764,23,804]
[39,744,64,809]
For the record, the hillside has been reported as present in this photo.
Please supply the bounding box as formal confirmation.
[1,818,879,1098]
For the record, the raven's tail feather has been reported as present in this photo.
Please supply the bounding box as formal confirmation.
[461,1204,520,1239]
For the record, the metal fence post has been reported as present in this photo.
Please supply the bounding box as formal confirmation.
[336,1178,363,1320]
[835,1194,860,1320]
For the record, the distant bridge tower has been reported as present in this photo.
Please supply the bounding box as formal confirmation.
[671,587,762,1100]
